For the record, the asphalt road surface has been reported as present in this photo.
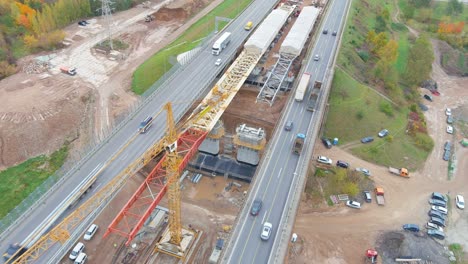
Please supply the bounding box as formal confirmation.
[223,0,350,263]
[0,0,282,261]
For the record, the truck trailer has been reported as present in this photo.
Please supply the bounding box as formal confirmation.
[306,80,322,111]
[294,73,311,102]
[212,32,232,55]
[375,187,385,205]
[388,167,409,178]
[293,133,306,155]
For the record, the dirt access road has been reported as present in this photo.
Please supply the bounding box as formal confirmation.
[288,48,468,263]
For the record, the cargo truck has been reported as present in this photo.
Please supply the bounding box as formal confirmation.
[388,167,409,178]
[375,187,385,205]
[60,66,77,76]
[306,81,322,111]
[294,73,311,102]
[293,133,305,155]
[212,32,231,55]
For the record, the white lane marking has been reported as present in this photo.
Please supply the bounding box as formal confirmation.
[120,153,129,161]
[278,167,283,179]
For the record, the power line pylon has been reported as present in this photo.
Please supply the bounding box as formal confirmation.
[100,0,114,50]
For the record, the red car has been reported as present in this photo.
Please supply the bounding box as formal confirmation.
[431,90,440,96]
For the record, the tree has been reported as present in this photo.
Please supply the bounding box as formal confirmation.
[368,32,389,55]
[375,15,387,33]
[377,39,399,63]
[402,5,415,19]
[405,35,434,86]
[416,8,432,23]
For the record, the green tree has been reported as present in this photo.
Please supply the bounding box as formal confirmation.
[416,8,432,23]
[402,5,415,19]
[375,15,387,33]
[405,35,434,86]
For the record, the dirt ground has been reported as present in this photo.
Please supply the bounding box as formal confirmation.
[288,45,468,263]
[0,0,217,169]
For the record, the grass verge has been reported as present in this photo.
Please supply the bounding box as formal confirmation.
[131,0,253,95]
[0,145,69,218]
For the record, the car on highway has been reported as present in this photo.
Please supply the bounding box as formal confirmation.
[321,137,332,149]
[323,29,328,34]
[402,224,420,232]
[378,129,389,138]
[284,121,293,131]
[355,167,371,176]
[423,94,433,102]
[447,115,454,124]
[456,195,465,209]
[426,222,443,232]
[346,200,361,209]
[260,222,273,240]
[446,125,453,134]
[215,58,222,66]
[3,243,28,263]
[363,191,372,203]
[431,192,448,202]
[332,31,337,36]
[84,223,98,240]
[314,54,320,61]
[429,199,446,207]
[336,160,349,168]
[427,229,445,240]
[431,205,448,215]
[317,156,332,165]
[361,136,374,143]
[429,216,446,227]
[428,210,446,220]
[445,108,452,116]
[250,199,263,216]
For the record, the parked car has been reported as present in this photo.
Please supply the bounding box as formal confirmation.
[378,129,389,138]
[78,20,88,26]
[444,141,451,151]
[446,125,454,134]
[84,224,98,241]
[429,216,446,227]
[443,150,451,161]
[250,199,263,216]
[215,58,222,66]
[336,160,349,169]
[427,229,445,240]
[456,195,465,209]
[447,115,454,124]
[431,206,448,215]
[314,54,320,61]
[423,94,433,102]
[284,121,293,131]
[431,192,448,202]
[317,156,332,165]
[418,103,428,111]
[361,136,374,143]
[445,108,452,116]
[363,191,372,203]
[355,167,371,176]
[321,138,332,149]
[429,199,447,207]
[428,210,446,220]
[323,29,328,34]
[69,242,85,260]
[402,224,420,232]
[332,31,337,36]
[346,200,361,209]
[426,222,444,232]
[260,222,273,240]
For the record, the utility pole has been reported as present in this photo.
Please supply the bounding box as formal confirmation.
[100,0,114,50]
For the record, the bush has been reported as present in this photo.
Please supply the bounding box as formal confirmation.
[379,102,394,117]
[342,182,359,196]
[0,61,17,79]
[413,132,434,151]
[356,110,364,120]
[357,50,370,61]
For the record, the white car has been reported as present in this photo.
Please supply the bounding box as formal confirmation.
[346,200,361,209]
[314,54,320,61]
[426,222,444,232]
[445,108,452,116]
[431,205,448,215]
[215,58,222,66]
[260,222,273,240]
[446,125,453,134]
[317,156,332,165]
[355,167,371,176]
[84,224,98,240]
[456,195,465,209]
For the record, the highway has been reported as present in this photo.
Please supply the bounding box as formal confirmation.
[0,0,282,260]
[223,0,350,263]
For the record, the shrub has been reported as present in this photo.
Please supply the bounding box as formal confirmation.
[357,50,370,61]
[413,132,434,151]
[356,110,364,120]
[379,102,394,117]
[342,182,359,196]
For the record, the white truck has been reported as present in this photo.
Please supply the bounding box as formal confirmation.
[294,72,311,102]
[212,32,231,55]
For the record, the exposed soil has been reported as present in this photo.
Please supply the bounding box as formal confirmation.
[288,36,468,264]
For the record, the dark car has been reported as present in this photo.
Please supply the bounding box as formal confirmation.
[361,136,374,143]
[428,210,446,220]
[284,121,293,131]
[443,150,450,161]
[423,94,433,102]
[336,160,349,168]
[250,199,263,216]
[402,224,420,232]
[429,199,447,207]
[418,103,428,111]
[427,229,445,240]
[332,31,337,36]
[447,115,454,124]
[78,20,88,26]
[323,29,328,34]
[363,191,372,203]
[431,192,448,202]
[444,141,451,151]
[3,243,28,262]
[429,217,446,227]
[321,138,332,149]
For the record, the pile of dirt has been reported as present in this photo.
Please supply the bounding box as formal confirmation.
[154,7,188,22]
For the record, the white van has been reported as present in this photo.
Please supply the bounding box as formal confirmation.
[84,224,98,241]
[74,252,87,264]
[69,242,85,260]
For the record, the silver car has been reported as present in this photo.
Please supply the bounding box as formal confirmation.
[261,222,273,240]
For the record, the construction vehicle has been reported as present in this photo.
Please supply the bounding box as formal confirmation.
[212,32,232,55]
[388,167,409,178]
[365,249,378,263]
[60,66,76,76]
[294,72,311,102]
[293,133,305,155]
[144,15,155,22]
[306,80,322,111]
[375,187,385,206]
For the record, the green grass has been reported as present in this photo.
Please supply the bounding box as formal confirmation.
[395,31,410,75]
[0,145,69,218]
[449,243,464,264]
[324,69,430,170]
[131,0,253,95]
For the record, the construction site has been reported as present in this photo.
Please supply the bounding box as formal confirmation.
[1,0,327,263]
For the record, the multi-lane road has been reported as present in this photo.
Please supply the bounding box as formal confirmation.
[223,0,350,262]
[0,0,281,260]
